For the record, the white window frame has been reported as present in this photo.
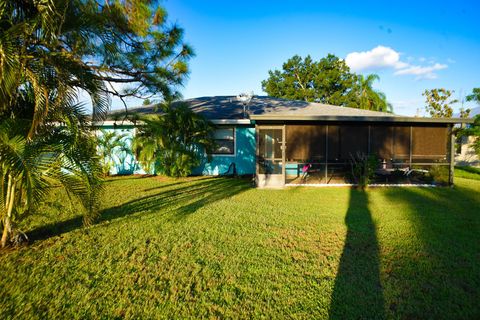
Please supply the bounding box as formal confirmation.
[210,127,236,156]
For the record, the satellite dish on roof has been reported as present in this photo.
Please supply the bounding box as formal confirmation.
[237,91,254,118]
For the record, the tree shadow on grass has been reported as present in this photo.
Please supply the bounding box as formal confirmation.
[381,185,480,318]
[102,174,152,183]
[329,188,385,319]
[28,177,251,242]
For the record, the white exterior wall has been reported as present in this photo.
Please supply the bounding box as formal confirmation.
[456,136,479,167]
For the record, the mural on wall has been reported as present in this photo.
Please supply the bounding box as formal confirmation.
[114,136,138,175]
[96,127,144,175]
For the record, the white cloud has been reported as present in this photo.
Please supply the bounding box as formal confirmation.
[394,63,448,80]
[345,45,449,80]
[345,46,408,71]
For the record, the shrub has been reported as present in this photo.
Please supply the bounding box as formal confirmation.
[349,153,379,187]
[428,166,450,185]
[132,102,214,177]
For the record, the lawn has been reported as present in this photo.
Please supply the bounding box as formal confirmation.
[1,170,480,319]
[455,165,480,180]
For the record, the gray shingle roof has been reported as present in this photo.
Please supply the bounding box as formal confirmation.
[107,96,472,124]
[111,96,396,119]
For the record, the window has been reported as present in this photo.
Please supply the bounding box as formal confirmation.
[211,127,235,155]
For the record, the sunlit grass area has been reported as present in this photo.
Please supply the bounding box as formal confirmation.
[1,170,479,319]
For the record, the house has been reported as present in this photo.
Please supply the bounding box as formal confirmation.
[97,96,473,187]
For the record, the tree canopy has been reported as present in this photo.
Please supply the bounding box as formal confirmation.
[261,54,391,112]
[0,0,194,128]
[466,88,480,104]
[423,88,459,118]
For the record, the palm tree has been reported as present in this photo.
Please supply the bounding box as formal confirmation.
[0,108,102,247]
[356,74,392,112]
[132,133,160,175]
[132,102,215,177]
[0,124,53,247]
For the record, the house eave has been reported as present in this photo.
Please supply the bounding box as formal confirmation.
[249,115,474,124]
[92,119,252,127]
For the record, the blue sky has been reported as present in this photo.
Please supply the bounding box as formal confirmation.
[112,0,480,116]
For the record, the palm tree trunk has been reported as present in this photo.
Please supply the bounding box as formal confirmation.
[1,175,15,248]
[1,217,11,248]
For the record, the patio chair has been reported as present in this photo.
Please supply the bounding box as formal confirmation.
[301,163,312,181]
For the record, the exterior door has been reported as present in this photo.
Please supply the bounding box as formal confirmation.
[256,126,285,187]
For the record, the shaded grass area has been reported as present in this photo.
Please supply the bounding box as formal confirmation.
[329,189,385,319]
[1,171,480,319]
[26,176,250,242]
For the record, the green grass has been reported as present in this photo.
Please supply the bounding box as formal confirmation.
[455,165,480,180]
[1,170,480,319]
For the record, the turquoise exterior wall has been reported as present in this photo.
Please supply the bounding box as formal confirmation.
[192,126,256,175]
[97,125,256,176]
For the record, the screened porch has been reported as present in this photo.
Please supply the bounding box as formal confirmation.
[256,122,454,187]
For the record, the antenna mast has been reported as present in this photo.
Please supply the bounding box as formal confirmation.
[237,91,254,118]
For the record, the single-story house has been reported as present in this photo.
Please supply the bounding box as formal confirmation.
[97,96,473,187]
